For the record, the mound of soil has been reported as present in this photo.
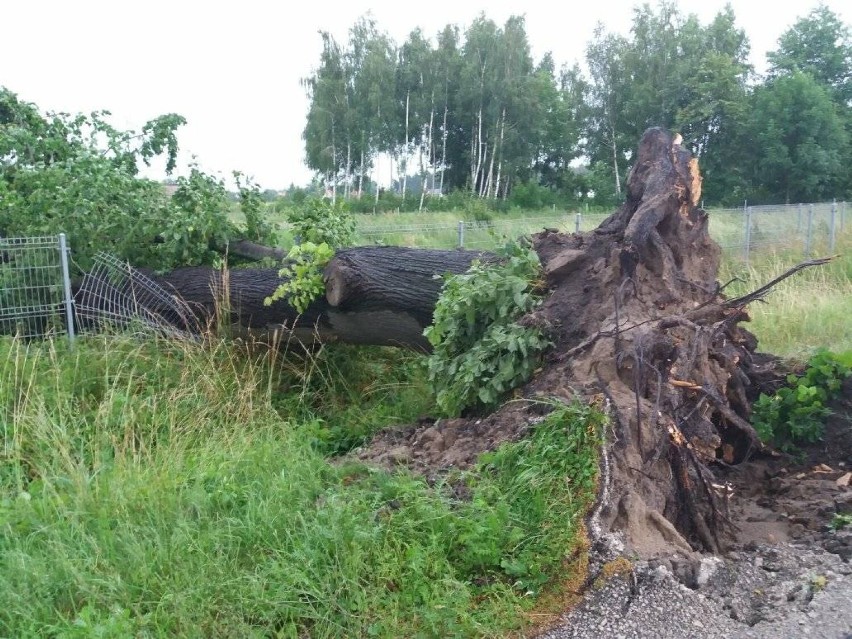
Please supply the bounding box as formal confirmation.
[356,403,539,480]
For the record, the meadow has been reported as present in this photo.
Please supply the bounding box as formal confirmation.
[1,209,849,637]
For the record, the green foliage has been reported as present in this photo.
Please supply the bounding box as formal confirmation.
[159,166,237,268]
[830,513,852,531]
[287,197,356,247]
[753,349,852,449]
[463,196,493,222]
[768,4,852,104]
[302,5,852,207]
[266,198,356,312]
[0,337,602,637]
[264,241,334,312]
[0,88,272,271]
[233,171,276,245]
[744,72,848,203]
[425,241,549,416]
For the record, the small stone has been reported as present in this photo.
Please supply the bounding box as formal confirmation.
[696,557,723,587]
[836,472,851,487]
[790,524,807,539]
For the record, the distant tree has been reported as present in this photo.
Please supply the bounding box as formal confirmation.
[744,72,847,203]
[768,4,852,105]
[303,32,350,202]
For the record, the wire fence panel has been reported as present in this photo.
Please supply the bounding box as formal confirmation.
[0,235,74,341]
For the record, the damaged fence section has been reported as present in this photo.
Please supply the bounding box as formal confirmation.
[0,234,75,342]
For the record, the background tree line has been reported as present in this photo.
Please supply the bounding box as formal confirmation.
[302,2,852,208]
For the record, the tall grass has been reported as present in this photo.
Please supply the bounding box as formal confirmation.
[0,336,602,637]
[720,234,852,358]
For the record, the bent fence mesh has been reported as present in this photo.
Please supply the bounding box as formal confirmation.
[1,237,197,341]
[0,235,74,340]
[75,252,199,339]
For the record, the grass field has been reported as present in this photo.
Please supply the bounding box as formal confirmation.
[720,235,852,358]
[248,200,843,253]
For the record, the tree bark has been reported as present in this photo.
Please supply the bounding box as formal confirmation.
[78,247,493,351]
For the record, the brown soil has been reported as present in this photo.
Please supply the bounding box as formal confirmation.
[720,376,852,557]
[356,405,535,480]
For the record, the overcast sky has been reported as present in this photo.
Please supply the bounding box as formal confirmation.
[4,0,848,190]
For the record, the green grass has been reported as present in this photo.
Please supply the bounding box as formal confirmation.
[0,336,603,638]
[720,233,852,358]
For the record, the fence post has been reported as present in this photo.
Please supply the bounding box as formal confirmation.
[829,199,837,252]
[805,204,814,257]
[457,220,464,248]
[743,205,752,265]
[842,201,846,232]
[797,203,802,232]
[58,233,75,345]
[575,212,582,234]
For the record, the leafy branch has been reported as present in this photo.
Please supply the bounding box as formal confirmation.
[425,240,550,416]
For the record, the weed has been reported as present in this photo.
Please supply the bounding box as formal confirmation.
[0,337,603,637]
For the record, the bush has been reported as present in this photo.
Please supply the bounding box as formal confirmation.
[265,198,355,312]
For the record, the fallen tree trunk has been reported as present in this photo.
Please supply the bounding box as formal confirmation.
[77,247,492,350]
[77,129,815,559]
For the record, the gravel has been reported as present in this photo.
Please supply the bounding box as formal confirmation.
[538,540,852,639]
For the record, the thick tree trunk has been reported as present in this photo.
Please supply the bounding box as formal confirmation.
[79,247,493,351]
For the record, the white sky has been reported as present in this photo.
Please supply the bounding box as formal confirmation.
[3,0,848,190]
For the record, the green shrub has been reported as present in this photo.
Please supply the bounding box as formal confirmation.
[425,241,550,416]
[752,349,852,449]
[287,197,355,247]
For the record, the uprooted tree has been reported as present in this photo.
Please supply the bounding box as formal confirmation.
[75,127,821,556]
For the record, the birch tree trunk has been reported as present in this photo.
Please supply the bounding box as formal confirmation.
[402,91,410,201]
[439,104,448,195]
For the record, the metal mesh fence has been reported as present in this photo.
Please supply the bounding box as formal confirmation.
[0,235,74,340]
[355,201,848,260]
